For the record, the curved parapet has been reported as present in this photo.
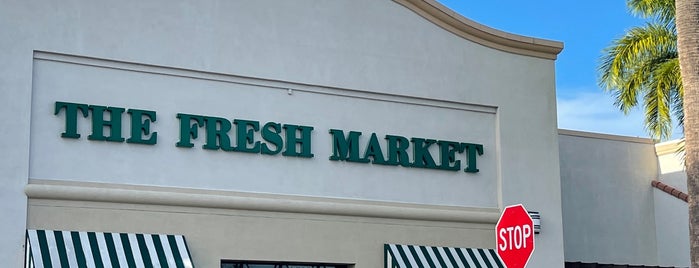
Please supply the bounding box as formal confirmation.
[394,0,564,59]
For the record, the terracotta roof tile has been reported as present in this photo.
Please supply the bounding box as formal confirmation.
[651,180,689,203]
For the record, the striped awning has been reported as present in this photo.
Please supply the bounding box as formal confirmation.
[385,244,504,268]
[25,229,195,268]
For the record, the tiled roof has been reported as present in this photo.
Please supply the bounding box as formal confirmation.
[651,180,689,203]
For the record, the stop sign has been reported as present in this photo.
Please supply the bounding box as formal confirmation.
[496,204,534,268]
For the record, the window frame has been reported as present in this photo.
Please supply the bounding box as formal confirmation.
[221,260,352,268]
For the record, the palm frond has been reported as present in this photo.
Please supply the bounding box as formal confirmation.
[598,0,684,142]
[598,23,677,114]
[626,0,675,24]
[643,56,679,139]
[677,138,686,163]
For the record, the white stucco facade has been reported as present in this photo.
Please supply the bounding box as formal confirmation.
[654,140,690,267]
[2,0,574,267]
[559,130,690,267]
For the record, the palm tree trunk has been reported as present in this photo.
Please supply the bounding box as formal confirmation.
[676,0,699,267]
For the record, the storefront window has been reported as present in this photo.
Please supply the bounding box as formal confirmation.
[221,261,349,268]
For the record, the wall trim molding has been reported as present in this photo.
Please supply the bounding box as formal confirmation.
[26,180,500,224]
[655,139,684,156]
[394,0,563,60]
[558,129,655,144]
[34,51,496,114]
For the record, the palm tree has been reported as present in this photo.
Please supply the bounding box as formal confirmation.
[601,0,699,265]
[674,0,699,266]
[598,0,682,141]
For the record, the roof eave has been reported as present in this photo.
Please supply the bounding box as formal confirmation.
[394,0,564,60]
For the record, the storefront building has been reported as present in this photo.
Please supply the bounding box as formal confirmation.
[560,131,690,268]
[4,0,686,267]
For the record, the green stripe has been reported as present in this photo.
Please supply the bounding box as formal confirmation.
[454,248,471,268]
[167,235,185,268]
[384,245,389,268]
[418,246,436,268]
[103,233,121,267]
[476,249,493,268]
[465,249,482,268]
[180,237,195,268]
[430,247,448,268]
[152,235,170,268]
[407,246,425,268]
[71,232,88,268]
[29,248,33,268]
[395,245,413,268]
[53,231,70,267]
[136,234,153,267]
[25,232,29,268]
[385,245,400,268]
[36,230,53,268]
[87,232,104,268]
[488,249,505,268]
[381,245,505,268]
[120,233,137,268]
[441,247,460,267]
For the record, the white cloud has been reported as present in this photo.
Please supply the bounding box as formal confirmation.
[556,90,652,139]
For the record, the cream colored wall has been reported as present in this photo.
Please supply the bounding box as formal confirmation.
[656,140,687,192]
[653,140,690,267]
[26,180,498,267]
[559,130,660,265]
[2,0,563,266]
[559,131,690,267]
[29,52,500,208]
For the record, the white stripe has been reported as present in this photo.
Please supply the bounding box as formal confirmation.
[45,231,61,268]
[128,233,146,268]
[400,245,419,267]
[27,230,44,268]
[25,236,31,268]
[447,247,465,267]
[112,234,128,267]
[484,249,500,267]
[62,231,78,267]
[159,234,177,267]
[471,248,487,265]
[143,234,161,267]
[386,250,392,268]
[424,247,443,268]
[437,247,455,268]
[95,232,113,268]
[468,248,485,266]
[388,244,407,268]
[458,248,470,267]
[492,249,504,264]
[413,246,430,266]
[79,232,96,268]
[175,235,194,268]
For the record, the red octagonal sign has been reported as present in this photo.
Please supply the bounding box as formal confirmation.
[496,204,534,268]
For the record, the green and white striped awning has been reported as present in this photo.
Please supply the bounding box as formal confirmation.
[385,244,504,268]
[25,229,195,268]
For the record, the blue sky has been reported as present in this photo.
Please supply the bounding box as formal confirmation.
[437,0,683,139]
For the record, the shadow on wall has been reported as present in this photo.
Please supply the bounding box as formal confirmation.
[657,170,687,193]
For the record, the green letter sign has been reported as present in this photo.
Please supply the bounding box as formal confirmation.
[56,101,485,174]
